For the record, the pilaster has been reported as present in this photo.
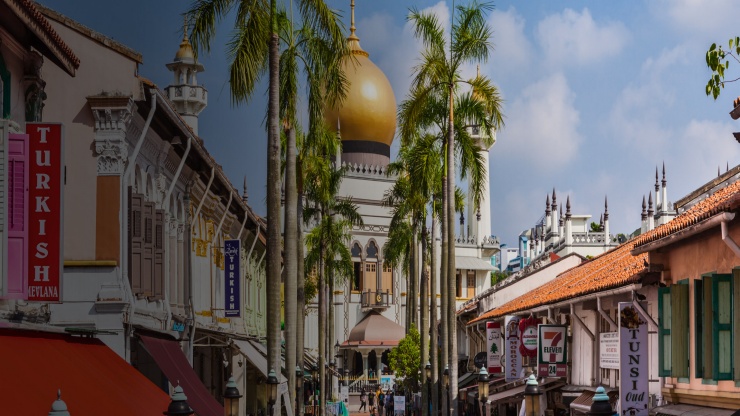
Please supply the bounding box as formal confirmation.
[88,96,135,176]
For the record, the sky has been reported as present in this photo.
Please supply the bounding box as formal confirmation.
[41,0,740,246]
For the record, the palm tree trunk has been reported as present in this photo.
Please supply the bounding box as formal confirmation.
[440,178,449,416]
[267,2,282,414]
[297,191,306,416]
[430,213,438,416]
[412,229,419,326]
[328,265,335,401]
[420,226,429,416]
[319,209,327,416]
[285,126,298,414]
[446,87,458,416]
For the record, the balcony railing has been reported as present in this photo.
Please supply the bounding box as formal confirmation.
[360,289,392,309]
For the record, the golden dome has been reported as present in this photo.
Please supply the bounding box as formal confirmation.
[175,35,194,60]
[324,9,396,147]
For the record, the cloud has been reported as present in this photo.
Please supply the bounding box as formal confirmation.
[487,6,532,76]
[496,73,581,170]
[535,8,629,67]
[673,119,740,185]
[653,0,740,39]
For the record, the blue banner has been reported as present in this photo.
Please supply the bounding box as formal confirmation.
[224,239,241,317]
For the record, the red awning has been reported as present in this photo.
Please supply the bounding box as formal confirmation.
[140,334,224,416]
[0,329,170,415]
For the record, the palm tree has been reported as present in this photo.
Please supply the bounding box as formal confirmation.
[277,8,349,411]
[403,3,504,414]
[187,2,344,414]
[303,127,362,416]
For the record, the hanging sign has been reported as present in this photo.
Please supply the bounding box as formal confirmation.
[27,123,63,302]
[519,316,539,357]
[504,315,522,381]
[537,325,567,377]
[619,302,649,416]
[486,321,502,374]
[224,239,241,317]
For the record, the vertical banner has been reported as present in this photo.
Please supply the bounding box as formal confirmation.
[504,315,521,381]
[27,123,63,302]
[537,325,567,377]
[224,239,241,317]
[619,302,649,416]
[486,321,502,374]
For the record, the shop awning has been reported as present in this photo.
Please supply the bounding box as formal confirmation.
[650,404,737,416]
[0,329,170,415]
[232,339,293,416]
[456,256,496,271]
[140,335,223,416]
[489,378,565,404]
[570,388,618,414]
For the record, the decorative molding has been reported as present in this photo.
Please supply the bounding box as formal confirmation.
[88,95,135,176]
[23,51,46,122]
[94,138,128,176]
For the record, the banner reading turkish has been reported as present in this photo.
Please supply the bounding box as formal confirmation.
[486,321,502,374]
[224,239,241,317]
[27,123,63,302]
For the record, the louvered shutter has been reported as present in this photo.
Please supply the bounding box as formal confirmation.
[734,270,740,381]
[694,279,703,378]
[153,209,164,299]
[712,274,733,380]
[657,286,672,376]
[142,201,154,296]
[703,275,714,380]
[671,282,689,378]
[129,190,144,294]
[7,134,28,299]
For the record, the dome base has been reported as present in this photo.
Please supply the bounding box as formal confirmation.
[341,140,390,167]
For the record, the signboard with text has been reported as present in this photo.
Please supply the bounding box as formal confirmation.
[224,239,241,317]
[486,321,502,374]
[27,123,63,302]
[519,317,539,358]
[537,325,567,378]
[619,302,649,416]
[600,332,619,369]
[504,315,522,381]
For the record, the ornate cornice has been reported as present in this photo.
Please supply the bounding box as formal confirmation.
[88,95,135,176]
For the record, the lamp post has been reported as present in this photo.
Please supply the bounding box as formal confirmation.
[425,361,432,416]
[223,376,242,416]
[523,374,541,416]
[477,367,489,416]
[588,387,613,416]
[267,369,279,416]
[444,365,451,416]
[296,366,304,416]
[164,385,194,416]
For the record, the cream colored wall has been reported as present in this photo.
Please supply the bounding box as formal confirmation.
[41,21,139,260]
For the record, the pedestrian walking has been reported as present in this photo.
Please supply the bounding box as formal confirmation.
[360,389,368,412]
[386,390,393,416]
[368,388,376,415]
[378,390,385,416]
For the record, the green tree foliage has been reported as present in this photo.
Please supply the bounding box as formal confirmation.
[388,324,422,393]
[490,270,508,286]
[705,37,740,100]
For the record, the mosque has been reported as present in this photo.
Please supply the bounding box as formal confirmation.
[303,0,501,388]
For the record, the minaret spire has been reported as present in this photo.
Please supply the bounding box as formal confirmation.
[350,0,356,38]
[604,196,609,221]
[242,175,248,203]
[641,196,647,220]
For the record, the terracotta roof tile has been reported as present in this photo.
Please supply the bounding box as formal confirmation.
[14,0,80,69]
[633,180,740,249]
[469,242,646,324]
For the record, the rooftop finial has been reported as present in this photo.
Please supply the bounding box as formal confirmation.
[604,196,609,221]
[662,162,666,187]
[641,195,647,220]
[545,194,551,214]
[350,0,356,37]
[565,196,571,219]
[552,188,557,208]
[655,167,659,192]
[648,192,654,215]
[183,15,188,41]
[242,175,248,203]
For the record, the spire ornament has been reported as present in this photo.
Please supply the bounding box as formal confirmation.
[604,196,609,221]
[565,196,571,220]
[641,196,647,220]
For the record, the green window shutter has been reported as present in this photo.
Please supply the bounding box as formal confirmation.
[672,281,689,378]
[734,270,740,381]
[658,286,672,377]
[703,275,714,380]
[712,274,733,380]
[695,279,703,378]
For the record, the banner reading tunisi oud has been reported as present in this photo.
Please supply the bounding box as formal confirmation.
[619,302,649,416]
[486,321,502,374]
[224,239,241,317]
[27,123,63,302]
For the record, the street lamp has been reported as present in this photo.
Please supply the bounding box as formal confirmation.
[223,376,242,416]
[49,389,71,416]
[267,369,279,416]
[523,374,541,416]
[164,385,194,416]
[588,386,613,416]
[444,365,451,416]
[296,366,304,416]
[477,367,489,416]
